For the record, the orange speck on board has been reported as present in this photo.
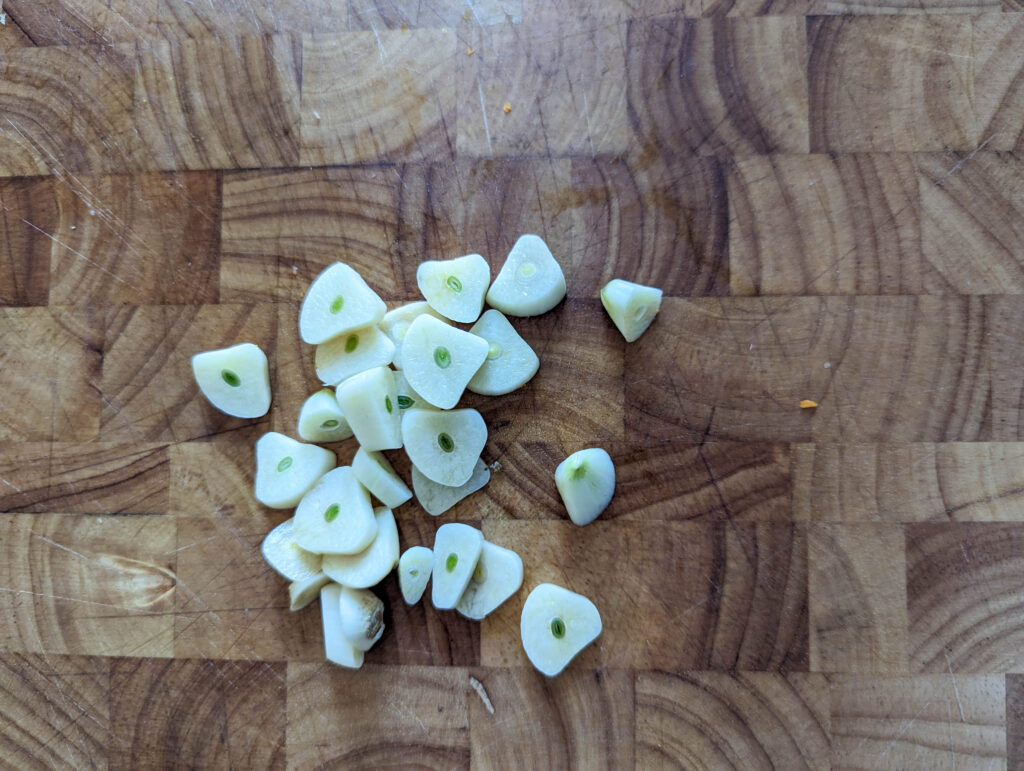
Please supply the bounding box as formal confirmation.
[503,103,512,114]
[800,400,818,409]
[467,47,475,55]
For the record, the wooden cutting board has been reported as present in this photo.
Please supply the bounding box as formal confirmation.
[1,1,1022,768]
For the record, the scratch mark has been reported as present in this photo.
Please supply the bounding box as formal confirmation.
[19,218,134,289]
[465,0,484,29]
[34,536,91,562]
[477,81,493,153]
[469,675,495,714]
[369,22,386,63]
[934,135,996,186]
[944,650,966,723]
[581,91,597,157]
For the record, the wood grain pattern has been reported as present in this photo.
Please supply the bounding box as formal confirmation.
[809,523,909,674]
[0,44,136,176]
[300,30,457,166]
[0,653,109,770]
[468,668,634,770]
[221,167,405,304]
[134,35,301,172]
[0,442,168,515]
[479,520,808,671]
[348,0,521,29]
[0,308,102,442]
[794,443,1024,522]
[48,171,221,306]
[907,523,1024,673]
[3,4,1024,767]
[571,157,728,297]
[808,16,979,153]
[1007,674,1024,768]
[286,664,469,769]
[0,514,175,658]
[109,657,286,770]
[626,297,999,444]
[919,151,1024,293]
[729,154,928,295]
[0,176,55,306]
[2,1,347,46]
[626,17,809,160]
[458,16,630,157]
[636,671,829,769]
[829,675,1005,768]
[173,515,322,661]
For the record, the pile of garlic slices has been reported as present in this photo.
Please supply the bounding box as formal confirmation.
[191,234,663,677]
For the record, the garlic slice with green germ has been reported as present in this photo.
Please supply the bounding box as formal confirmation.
[335,366,402,451]
[402,408,487,487]
[520,583,602,677]
[293,466,377,555]
[300,262,387,345]
[416,253,490,323]
[485,234,566,317]
[431,523,484,610]
[322,507,400,588]
[554,448,615,526]
[191,342,271,418]
[467,310,540,396]
[315,324,395,386]
[393,369,437,413]
[380,301,447,369]
[253,432,336,509]
[297,388,353,443]
[400,315,488,409]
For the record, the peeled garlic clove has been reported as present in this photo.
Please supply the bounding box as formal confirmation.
[554,448,615,526]
[337,586,385,652]
[315,324,395,386]
[600,278,663,343]
[288,573,331,611]
[467,309,540,396]
[520,583,602,677]
[456,540,523,620]
[321,507,400,589]
[402,408,486,487]
[431,523,484,610]
[400,315,488,409]
[321,583,364,669]
[191,342,271,418]
[416,254,490,323]
[297,388,353,443]
[253,432,336,509]
[486,234,566,317]
[293,466,377,555]
[300,262,386,345]
[411,458,490,517]
[261,518,322,582]
[398,546,433,605]
[351,447,413,509]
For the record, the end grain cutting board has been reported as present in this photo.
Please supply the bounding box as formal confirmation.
[0,0,1022,767]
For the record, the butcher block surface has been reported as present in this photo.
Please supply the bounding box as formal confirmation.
[1,0,1023,768]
